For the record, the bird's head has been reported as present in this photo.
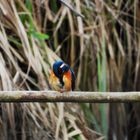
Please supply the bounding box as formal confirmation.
[53,61,69,78]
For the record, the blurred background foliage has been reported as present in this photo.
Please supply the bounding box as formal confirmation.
[0,0,140,139]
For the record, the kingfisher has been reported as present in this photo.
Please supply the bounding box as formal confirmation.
[49,61,75,92]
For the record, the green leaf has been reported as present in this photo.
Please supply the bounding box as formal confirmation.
[32,32,49,40]
[25,0,33,13]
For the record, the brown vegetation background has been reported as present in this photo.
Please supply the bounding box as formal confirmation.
[0,0,140,140]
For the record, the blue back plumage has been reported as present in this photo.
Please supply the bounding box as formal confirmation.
[70,68,76,80]
[53,61,63,78]
[53,61,70,77]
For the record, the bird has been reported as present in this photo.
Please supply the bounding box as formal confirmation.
[49,61,75,92]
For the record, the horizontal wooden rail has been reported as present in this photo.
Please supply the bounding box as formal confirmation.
[0,91,139,102]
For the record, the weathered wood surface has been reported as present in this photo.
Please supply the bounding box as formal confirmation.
[0,91,139,102]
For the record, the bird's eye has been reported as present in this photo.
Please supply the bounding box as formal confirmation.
[58,67,62,75]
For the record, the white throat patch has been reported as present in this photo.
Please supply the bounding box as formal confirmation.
[60,63,65,68]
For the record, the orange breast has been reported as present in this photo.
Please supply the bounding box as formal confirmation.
[63,70,72,91]
[49,70,72,92]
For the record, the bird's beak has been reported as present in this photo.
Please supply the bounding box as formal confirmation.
[58,0,84,18]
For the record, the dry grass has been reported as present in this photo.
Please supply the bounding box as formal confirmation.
[0,0,140,139]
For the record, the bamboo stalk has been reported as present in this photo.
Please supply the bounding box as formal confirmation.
[0,91,139,102]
